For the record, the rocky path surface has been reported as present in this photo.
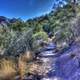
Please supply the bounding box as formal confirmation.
[38,41,80,80]
[8,40,80,80]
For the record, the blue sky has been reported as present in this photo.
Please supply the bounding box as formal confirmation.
[0,0,66,20]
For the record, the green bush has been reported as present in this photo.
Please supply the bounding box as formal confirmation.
[32,31,48,41]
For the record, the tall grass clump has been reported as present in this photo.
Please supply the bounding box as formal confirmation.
[0,59,16,80]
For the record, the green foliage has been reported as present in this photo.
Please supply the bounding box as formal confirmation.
[32,31,48,51]
[10,20,26,31]
[32,31,48,41]
[0,3,80,50]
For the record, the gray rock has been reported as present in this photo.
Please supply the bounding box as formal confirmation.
[53,42,80,79]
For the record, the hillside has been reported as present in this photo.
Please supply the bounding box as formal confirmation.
[0,4,80,51]
[0,2,80,80]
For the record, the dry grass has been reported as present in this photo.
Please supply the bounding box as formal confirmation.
[0,59,16,80]
[21,51,34,62]
[17,51,34,80]
[0,51,46,80]
[29,62,51,76]
[18,56,27,80]
[17,51,50,79]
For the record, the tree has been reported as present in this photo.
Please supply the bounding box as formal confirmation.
[10,19,26,31]
[67,0,79,17]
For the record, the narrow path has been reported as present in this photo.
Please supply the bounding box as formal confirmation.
[39,41,80,80]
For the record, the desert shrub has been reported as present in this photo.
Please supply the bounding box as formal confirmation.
[0,31,12,49]
[32,31,48,51]
[3,29,34,58]
[32,31,48,41]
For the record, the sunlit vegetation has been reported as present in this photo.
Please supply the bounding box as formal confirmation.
[0,0,80,80]
[0,59,16,80]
